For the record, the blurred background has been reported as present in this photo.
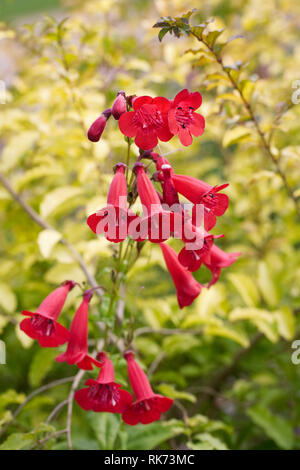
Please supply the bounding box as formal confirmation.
[0,0,300,451]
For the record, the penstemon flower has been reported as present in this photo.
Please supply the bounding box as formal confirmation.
[56,290,102,370]
[118,96,173,150]
[87,162,139,243]
[87,108,112,142]
[122,351,173,425]
[75,352,133,413]
[168,89,205,146]
[20,280,76,347]
[159,242,202,308]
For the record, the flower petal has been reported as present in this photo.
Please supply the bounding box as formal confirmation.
[132,96,153,110]
[135,129,158,150]
[178,127,193,146]
[173,89,190,107]
[190,113,205,137]
[118,112,138,137]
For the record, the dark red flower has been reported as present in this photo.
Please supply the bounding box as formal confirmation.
[178,233,224,272]
[75,352,133,413]
[168,89,205,146]
[118,96,173,150]
[122,351,173,425]
[20,280,76,347]
[112,92,127,120]
[87,162,139,243]
[56,290,102,370]
[204,244,241,287]
[87,108,112,142]
[160,242,202,308]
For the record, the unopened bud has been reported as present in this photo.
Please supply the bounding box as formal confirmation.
[87,108,112,142]
[112,92,126,120]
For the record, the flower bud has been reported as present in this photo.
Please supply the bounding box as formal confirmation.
[87,108,112,142]
[112,91,127,120]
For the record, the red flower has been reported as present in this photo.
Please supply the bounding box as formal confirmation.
[160,164,180,208]
[159,242,202,308]
[152,153,174,173]
[168,89,205,146]
[75,352,133,413]
[87,108,112,142]
[87,162,138,243]
[178,233,223,272]
[112,92,127,120]
[172,174,229,230]
[122,351,173,425]
[204,244,241,287]
[20,280,76,347]
[129,162,173,243]
[118,96,173,150]
[56,290,102,370]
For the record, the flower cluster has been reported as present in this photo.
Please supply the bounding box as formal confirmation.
[20,286,173,425]
[20,88,240,429]
[87,89,240,309]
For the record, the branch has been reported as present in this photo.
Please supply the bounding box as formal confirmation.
[66,369,85,450]
[191,32,300,220]
[134,327,203,337]
[0,376,75,439]
[46,399,68,424]
[29,428,67,450]
[0,171,103,297]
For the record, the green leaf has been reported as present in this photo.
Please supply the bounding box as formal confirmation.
[158,28,169,42]
[29,348,58,387]
[88,413,121,450]
[247,405,294,449]
[275,307,295,340]
[203,29,224,48]
[40,186,83,218]
[204,325,249,347]
[189,432,228,450]
[0,432,33,450]
[157,384,196,403]
[0,389,25,411]
[228,273,260,307]
[223,127,252,148]
[37,229,62,258]
[0,283,17,313]
[257,262,279,308]
[126,420,184,450]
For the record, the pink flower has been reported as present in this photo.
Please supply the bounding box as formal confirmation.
[168,89,205,146]
[75,352,133,413]
[56,290,102,370]
[160,242,202,308]
[87,108,112,142]
[118,96,173,150]
[122,351,173,425]
[20,280,76,347]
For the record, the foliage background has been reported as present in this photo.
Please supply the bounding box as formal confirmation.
[0,0,300,450]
